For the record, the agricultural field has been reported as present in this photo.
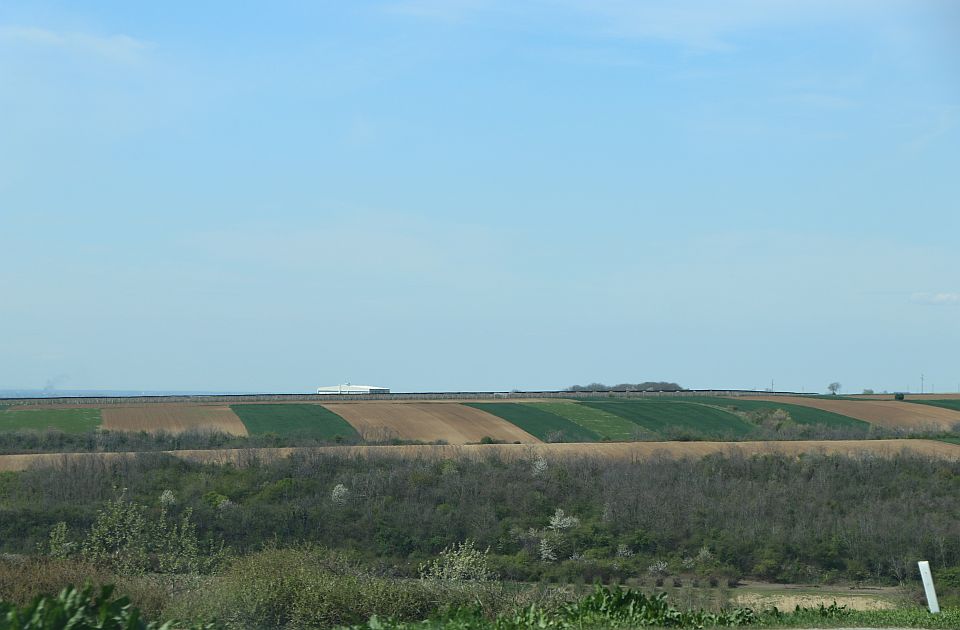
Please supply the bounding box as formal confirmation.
[745,395,960,430]
[466,402,601,442]
[231,403,360,440]
[909,399,960,412]
[0,407,101,433]
[694,396,868,428]
[323,402,539,444]
[100,404,248,435]
[581,399,755,438]
[524,401,639,440]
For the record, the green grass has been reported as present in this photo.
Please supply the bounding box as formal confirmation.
[524,401,638,440]
[909,399,960,412]
[686,397,869,428]
[466,403,601,442]
[580,400,754,438]
[230,404,360,440]
[0,408,101,433]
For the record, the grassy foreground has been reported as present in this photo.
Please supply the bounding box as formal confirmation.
[2,579,956,629]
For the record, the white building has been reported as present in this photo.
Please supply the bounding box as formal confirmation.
[316,384,390,395]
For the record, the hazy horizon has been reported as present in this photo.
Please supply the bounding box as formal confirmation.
[2,1,958,395]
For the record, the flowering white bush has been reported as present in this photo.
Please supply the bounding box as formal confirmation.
[548,508,579,531]
[331,483,350,506]
[647,560,669,577]
[531,456,548,477]
[696,546,714,563]
[616,543,634,558]
[419,539,495,581]
[539,538,557,562]
[159,490,177,507]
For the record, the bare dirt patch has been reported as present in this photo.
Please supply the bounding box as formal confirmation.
[321,402,540,444]
[733,591,895,611]
[745,396,960,430]
[100,405,248,435]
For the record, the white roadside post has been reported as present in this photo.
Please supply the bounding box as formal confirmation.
[918,561,940,614]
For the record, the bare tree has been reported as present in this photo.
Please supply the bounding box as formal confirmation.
[827,382,841,395]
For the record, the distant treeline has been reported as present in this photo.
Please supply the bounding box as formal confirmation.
[566,382,684,392]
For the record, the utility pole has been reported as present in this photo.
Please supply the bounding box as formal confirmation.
[921,373,925,394]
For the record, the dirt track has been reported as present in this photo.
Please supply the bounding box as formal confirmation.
[100,405,248,435]
[322,402,540,444]
[747,396,960,430]
[0,439,956,472]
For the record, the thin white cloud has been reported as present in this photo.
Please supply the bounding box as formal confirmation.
[384,0,933,50]
[911,292,960,305]
[0,25,147,62]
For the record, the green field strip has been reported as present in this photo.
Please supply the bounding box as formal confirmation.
[466,403,601,442]
[685,397,868,428]
[907,400,960,412]
[524,401,638,440]
[230,404,360,439]
[0,408,102,433]
[581,400,754,438]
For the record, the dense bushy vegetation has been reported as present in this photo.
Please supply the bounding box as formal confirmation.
[2,451,960,587]
[566,382,684,392]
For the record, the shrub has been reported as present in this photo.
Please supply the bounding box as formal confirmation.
[167,547,510,629]
[419,540,495,582]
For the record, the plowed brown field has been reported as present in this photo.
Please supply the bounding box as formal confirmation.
[321,402,540,444]
[1,439,956,472]
[100,405,248,435]
[745,396,960,430]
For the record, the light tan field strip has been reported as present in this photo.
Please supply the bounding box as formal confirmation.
[321,402,540,444]
[851,394,960,400]
[745,396,960,430]
[100,405,248,436]
[0,439,957,472]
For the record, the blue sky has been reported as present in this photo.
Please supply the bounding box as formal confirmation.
[1,1,958,394]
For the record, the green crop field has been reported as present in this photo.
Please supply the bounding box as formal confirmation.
[466,403,600,442]
[525,401,638,440]
[581,400,754,438]
[0,408,102,433]
[687,397,868,428]
[909,399,960,412]
[231,404,360,440]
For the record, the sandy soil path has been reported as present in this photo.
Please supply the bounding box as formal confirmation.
[321,402,540,444]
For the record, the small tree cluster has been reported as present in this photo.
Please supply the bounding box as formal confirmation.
[46,490,222,575]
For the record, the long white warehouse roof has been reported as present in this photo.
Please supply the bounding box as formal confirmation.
[317,384,390,394]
